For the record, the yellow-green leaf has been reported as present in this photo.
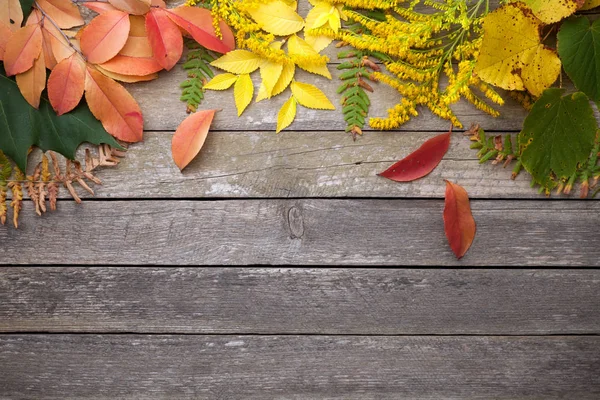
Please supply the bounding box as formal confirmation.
[234,73,253,116]
[291,81,335,110]
[516,0,583,23]
[204,73,238,91]
[260,60,284,98]
[272,62,295,96]
[277,96,297,133]
[247,0,304,36]
[211,50,262,75]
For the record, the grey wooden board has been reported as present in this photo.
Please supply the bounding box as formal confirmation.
[1,334,598,399]
[1,268,599,334]
[2,199,600,265]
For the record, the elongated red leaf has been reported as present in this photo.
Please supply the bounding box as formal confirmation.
[378,130,451,182]
[172,110,216,171]
[443,180,476,259]
[166,6,234,53]
[145,8,182,71]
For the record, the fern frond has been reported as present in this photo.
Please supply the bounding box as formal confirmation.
[180,40,218,113]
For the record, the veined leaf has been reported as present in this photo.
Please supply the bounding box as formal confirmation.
[272,62,295,96]
[119,15,153,58]
[95,65,158,83]
[204,73,238,90]
[80,10,130,65]
[99,55,163,76]
[145,8,183,71]
[260,60,283,98]
[234,73,253,116]
[0,0,23,32]
[517,0,583,24]
[108,0,150,15]
[287,34,331,79]
[211,50,261,74]
[277,96,297,133]
[47,53,86,115]
[166,6,234,54]
[305,34,333,53]
[15,49,46,108]
[443,180,476,260]
[247,0,304,36]
[291,81,335,110]
[35,0,84,29]
[24,9,56,69]
[83,2,119,14]
[42,18,74,64]
[3,23,42,76]
[171,109,216,171]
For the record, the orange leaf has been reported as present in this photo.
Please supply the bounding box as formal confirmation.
[16,50,46,108]
[0,21,13,61]
[108,0,150,16]
[145,8,182,71]
[42,22,74,64]
[151,0,166,7]
[80,10,130,65]
[0,0,23,32]
[166,6,234,54]
[84,66,144,142]
[443,180,476,259]
[25,9,57,69]
[35,0,85,29]
[48,53,86,115]
[99,54,162,75]
[119,15,153,58]
[171,110,216,171]
[95,65,158,83]
[83,2,119,14]
[4,23,43,76]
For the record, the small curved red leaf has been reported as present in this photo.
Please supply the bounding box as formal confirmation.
[165,6,234,53]
[378,130,451,182]
[172,110,216,171]
[443,180,476,260]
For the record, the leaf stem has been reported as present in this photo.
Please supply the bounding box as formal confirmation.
[34,1,87,61]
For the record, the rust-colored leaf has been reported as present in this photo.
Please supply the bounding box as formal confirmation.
[378,131,451,182]
[0,21,12,61]
[443,180,476,260]
[172,110,216,171]
[84,66,144,142]
[108,0,151,15]
[4,23,43,76]
[166,6,234,53]
[83,2,119,14]
[48,53,86,115]
[36,0,85,29]
[145,8,182,71]
[80,10,130,65]
[0,0,23,32]
[99,54,162,75]
[16,50,46,108]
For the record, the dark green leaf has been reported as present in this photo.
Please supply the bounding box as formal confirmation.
[19,0,35,22]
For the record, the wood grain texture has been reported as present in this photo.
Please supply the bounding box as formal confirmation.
[2,199,599,265]
[1,334,598,399]
[1,268,599,334]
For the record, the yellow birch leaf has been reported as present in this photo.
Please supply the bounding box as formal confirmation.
[247,1,304,36]
[581,0,600,9]
[287,34,331,79]
[260,61,284,98]
[204,73,239,90]
[305,34,333,53]
[474,3,561,97]
[328,9,341,32]
[211,50,262,75]
[291,81,335,110]
[256,83,269,102]
[306,3,333,30]
[272,62,295,96]
[234,73,254,116]
[277,96,297,133]
[517,0,583,23]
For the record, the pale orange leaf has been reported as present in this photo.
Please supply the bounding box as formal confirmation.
[95,65,158,83]
[171,110,216,171]
[16,50,46,108]
[0,21,13,61]
[166,6,234,54]
[84,67,144,142]
[145,8,182,71]
[151,0,166,7]
[80,10,130,65]
[119,15,152,58]
[36,0,85,29]
[99,54,162,75]
[443,180,476,259]
[83,2,119,14]
[108,0,150,15]
[42,22,74,64]
[4,23,43,76]
[0,0,23,32]
[25,9,57,68]
[47,53,86,115]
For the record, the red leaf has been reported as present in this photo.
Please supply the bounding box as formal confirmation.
[165,6,234,53]
[378,130,451,182]
[47,53,86,115]
[145,8,182,71]
[443,180,476,259]
[172,110,216,171]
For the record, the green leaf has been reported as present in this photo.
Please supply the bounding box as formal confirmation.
[518,88,597,189]
[19,0,35,21]
[558,16,600,101]
[0,65,121,171]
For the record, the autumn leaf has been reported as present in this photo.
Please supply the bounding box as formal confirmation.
[171,109,216,171]
[3,23,42,76]
[99,55,162,76]
[41,16,75,64]
[0,0,23,32]
[443,180,476,260]
[80,10,130,65]
[204,73,238,90]
[95,65,158,83]
[108,0,150,16]
[277,96,297,133]
[0,22,12,61]
[15,50,46,108]
[35,0,84,29]
[474,3,561,97]
[83,2,119,14]
[378,131,451,182]
[287,34,331,79]
[145,7,182,71]
[247,0,304,36]
[234,73,254,116]
[272,62,295,96]
[84,67,144,142]
[517,0,583,24]
[581,0,600,9]
[47,53,86,115]
[166,6,235,54]
[119,15,153,58]
[211,50,262,75]
[260,60,284,99]
[291,81,335,110]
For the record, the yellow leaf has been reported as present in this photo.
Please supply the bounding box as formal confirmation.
[204,73,239,90]
[305,34,333,53]
[474,3,561,97]
[581,0,600,9]
[277,96,297,133]
[306,3,333,30]
[247,0,304,36]
[287,34,331,79]
[291,81,335,110]
[516,0,582,23]
[234,73,254,116]
[211,50,262,75]
[328,9,341,32]
[272,62,295,96]
[260,60,284,98]
[256,83,269,102]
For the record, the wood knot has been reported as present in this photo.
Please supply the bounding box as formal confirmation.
[287,206,304,239]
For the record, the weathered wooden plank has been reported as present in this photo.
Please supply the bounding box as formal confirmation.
[1,335,598,399]
[55,130,552,199]
[2,200,599,265]
[1,268,598,334]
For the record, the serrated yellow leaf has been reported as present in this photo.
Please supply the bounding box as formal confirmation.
[298,62,332,79]
[287,34,331,78]
[581,0,600,9]
[256,83,269,102]
[204,73,238,91]
[516,0,582,23]
[234,73,254,116]
[328,9,341,32]
[291,81,335,110]
[306,3,333,30]
[277,96,297,133]
[305,34,333,53]
[272,62,296,96]
[248,1,304,36]
[260,60,284,97]
[211,50,262,74]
